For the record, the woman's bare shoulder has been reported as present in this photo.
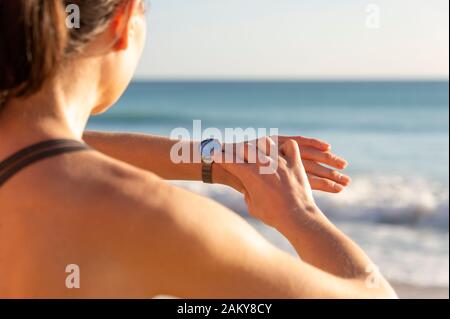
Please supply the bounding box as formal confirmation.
[54,149,185,222]
[0,148,168,221]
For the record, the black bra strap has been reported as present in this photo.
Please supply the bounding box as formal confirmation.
[0,139,91,188]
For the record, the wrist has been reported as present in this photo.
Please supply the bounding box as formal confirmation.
[274,202,329,236]
[211,162,227,185]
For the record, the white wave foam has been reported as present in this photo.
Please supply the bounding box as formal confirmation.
[315,176,449,229]
[172,175,449,230]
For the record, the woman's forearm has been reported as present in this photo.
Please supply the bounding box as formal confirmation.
[276,206,395,296]
[83,131,351,194]
[280,207,370,278]
[83,131,203,181]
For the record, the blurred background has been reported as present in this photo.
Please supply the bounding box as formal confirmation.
[87,0,449,298]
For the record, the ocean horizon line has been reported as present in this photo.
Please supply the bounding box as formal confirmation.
[131,78,450,84]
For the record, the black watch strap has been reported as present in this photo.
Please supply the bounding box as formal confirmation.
[202,162,214,184]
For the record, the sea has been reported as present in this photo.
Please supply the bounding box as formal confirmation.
[87,81,449,290]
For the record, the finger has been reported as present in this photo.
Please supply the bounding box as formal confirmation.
[303,160,352,186]
[233,142,251,164]
[278,136,331,151]
[220,142,252,164]
[299,146,348,169]
[279,139,301,166]
[281,140,314,198]
[256,136,277,156]
[235,141,274,169]
[307,174,345,193]
[218,146,259,177]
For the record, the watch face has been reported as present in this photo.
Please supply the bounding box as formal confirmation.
[201,139,222,164]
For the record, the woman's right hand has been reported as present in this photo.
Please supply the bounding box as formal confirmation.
[217,137,323,231]
[213,135,350,196]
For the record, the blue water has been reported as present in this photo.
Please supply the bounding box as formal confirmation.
[88,81,449,182]
[88,81,449,288]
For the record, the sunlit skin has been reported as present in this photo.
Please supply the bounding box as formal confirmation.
[82,133,352,194]
[0,0,396,298]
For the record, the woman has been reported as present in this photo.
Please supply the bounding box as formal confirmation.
[0,0,396,298]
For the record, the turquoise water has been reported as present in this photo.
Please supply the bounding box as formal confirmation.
[88,81,449,288]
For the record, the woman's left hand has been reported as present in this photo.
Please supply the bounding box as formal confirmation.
[213,135,351,194]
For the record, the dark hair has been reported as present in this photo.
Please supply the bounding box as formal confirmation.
[0,0,125,109]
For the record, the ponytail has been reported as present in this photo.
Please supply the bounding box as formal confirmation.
[0,0,68,101]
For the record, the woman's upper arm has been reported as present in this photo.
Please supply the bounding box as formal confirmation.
[88,173,369,299]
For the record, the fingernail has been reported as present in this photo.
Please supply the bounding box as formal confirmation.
[340,175,351,185]
[334,184,344,192]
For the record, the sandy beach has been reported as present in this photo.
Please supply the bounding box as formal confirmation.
[393,283,449,299]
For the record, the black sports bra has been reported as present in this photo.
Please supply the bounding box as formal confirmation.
[0,139,91,188]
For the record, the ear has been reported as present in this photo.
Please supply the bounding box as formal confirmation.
[111,0,138,51]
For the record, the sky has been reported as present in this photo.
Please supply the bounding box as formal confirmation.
[134,0,449,80]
